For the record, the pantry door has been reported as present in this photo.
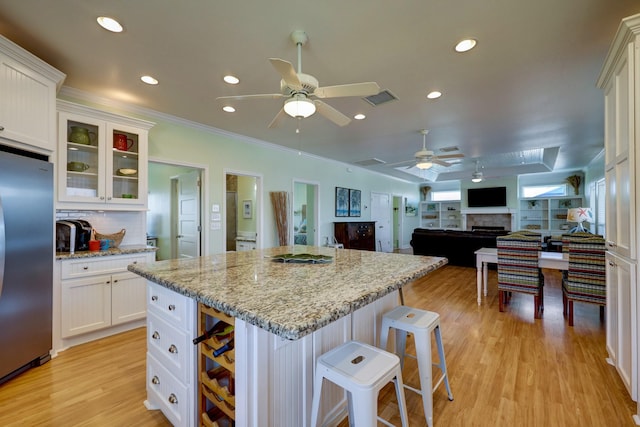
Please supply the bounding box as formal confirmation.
[176,169,201,258]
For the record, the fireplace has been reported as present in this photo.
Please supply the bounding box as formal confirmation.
[461,208,517,231]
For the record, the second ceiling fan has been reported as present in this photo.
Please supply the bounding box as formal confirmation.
[217,30,380,128]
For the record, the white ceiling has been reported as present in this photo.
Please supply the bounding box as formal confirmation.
[0,1,638,183]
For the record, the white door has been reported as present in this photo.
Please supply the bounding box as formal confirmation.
[177,170,201,258]
[370,192,392,252]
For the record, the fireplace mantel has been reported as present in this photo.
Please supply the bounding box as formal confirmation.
[461,207,517,215]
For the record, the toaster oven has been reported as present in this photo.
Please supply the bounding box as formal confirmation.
[56,220,92,253]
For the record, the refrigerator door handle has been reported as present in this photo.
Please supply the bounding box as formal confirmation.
[0,194,4,298]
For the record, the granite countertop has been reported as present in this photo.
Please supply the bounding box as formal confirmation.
[56,244,157,260]
[128,245,447,340]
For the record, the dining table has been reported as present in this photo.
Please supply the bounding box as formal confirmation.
[474,247,569,305]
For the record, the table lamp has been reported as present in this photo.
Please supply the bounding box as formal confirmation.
[566,207,593,233]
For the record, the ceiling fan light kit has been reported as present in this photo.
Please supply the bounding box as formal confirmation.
[471,160,483,182]
[416,161,433,170]
[283,94,316,118]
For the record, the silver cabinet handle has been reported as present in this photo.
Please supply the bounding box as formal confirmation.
[151,295,158,301]
[0,126,4,131]
[168,304,175,311]
[152,331,160,340]
[151,375,160,385]
[168,394,178,404]
[83,266,89,270]
[168,344,178,354]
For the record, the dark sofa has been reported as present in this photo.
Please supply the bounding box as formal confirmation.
[410,228,509,267]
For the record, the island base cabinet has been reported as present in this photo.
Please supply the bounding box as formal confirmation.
[147,352,191,427]
[235,291,398,426]
[146,281,197,427]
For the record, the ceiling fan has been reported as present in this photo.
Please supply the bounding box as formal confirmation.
[216,30,380,128]
[390,130,465,169]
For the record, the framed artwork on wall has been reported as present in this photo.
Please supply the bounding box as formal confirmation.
[349,189,361,217]
[243,200,252,219]
[335,187,349,217]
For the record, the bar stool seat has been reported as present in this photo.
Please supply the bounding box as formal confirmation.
[380,305,453,427]
[310,340,409,427]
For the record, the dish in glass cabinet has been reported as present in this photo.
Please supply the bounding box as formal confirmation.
[116,168,137,176]
[270,253,333,264]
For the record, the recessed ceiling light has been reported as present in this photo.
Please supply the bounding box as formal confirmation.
[97,16,123,33]
[354,113,366,120]
[140,75,159,85]
[223,106,236,113]
[223,75,240,85]
[455,38,477,53]
[427,91,442,99]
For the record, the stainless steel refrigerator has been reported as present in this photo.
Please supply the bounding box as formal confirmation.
[0,146,53,382]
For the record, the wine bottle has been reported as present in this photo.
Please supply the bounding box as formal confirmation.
[192,321,234,345]
[213,338,234,357]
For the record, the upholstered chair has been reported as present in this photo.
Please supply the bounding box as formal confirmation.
[562,235,606,326]
[497,233,544,318]
[561,231,593,253]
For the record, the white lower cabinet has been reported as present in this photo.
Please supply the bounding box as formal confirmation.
[59,252,154,339]
[145,281,197,427]
[606,251,637,400]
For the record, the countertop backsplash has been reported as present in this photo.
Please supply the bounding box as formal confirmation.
[55,210,146,246]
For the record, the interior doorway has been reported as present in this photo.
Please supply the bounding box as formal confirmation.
[370,191,392,252]
[292,180,319,246]
[225,172,261,251]
[147,160,206,261]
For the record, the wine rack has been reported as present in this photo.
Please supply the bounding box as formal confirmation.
[198,304,235,427]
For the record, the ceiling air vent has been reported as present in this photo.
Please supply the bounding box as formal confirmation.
[353,158,386,167]
[363,90,398,107]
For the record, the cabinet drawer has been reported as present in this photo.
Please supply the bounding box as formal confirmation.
[147,282,192,327]
[148,311,192,384]
[61,254,148,279]
[147,352,190,427]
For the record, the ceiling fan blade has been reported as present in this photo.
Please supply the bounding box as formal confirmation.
[216,93,284,101]
[436,153,465,159]
[313,82,380,98]
[432,159,452,167]
[315,100,351,126]
[268,108,287,129]
[269,58,302,90]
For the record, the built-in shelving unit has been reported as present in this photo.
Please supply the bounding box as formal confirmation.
[419,201,462,229]
[518,196,583,233]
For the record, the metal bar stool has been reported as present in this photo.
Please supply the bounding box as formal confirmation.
[310,340,409,427]
[380,305,453,427]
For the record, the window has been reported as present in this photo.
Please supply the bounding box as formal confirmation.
[431,190,461,201]
[521,184,569,198]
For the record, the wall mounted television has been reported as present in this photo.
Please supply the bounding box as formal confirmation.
[467,186,507,207]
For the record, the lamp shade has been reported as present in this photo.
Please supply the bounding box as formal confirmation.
[566,207,593,223]
[283,95,316,118]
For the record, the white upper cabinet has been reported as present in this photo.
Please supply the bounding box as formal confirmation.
[0,35,65,153]
[57,100,154,210]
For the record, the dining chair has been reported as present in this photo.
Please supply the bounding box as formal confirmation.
[497,233,544,318]
[562,235,606,326]
[561,231,593,253]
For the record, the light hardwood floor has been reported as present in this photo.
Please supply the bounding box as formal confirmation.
[0,263,636,426]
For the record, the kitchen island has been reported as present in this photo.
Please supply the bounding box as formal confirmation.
[129,245,447,426]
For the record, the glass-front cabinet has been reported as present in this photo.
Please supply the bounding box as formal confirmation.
[57,101,154,210]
